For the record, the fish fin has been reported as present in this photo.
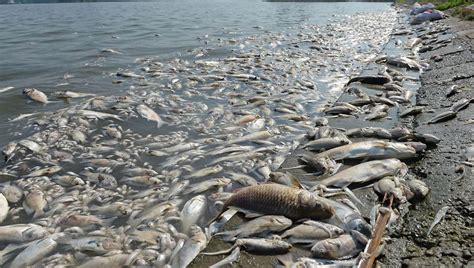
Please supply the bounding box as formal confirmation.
[342,187,365,208]
[276,252,294,267]
[280,165,306,170]
[229,206,263,218]
[290,176,305,189]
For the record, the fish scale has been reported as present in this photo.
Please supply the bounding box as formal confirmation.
[220,184,333,220]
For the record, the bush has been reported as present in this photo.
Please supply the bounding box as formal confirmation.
[436,0,467,11]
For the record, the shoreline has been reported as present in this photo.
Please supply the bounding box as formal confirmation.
[192,7,473,268]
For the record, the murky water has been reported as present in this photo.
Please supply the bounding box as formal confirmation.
[0,1,398,266]
[0,1,391,146]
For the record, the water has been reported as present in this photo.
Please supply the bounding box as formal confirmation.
[0,1,391,146]
[0,1,397,266]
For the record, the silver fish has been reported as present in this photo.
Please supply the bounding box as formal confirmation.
[216,215,292,241]
[136,104,164,127]
[319,159,407,188]
[180,195,207,234]
[317,141,417,161]
[23,88,48,104]
[311,233,364,260]
[171,225,207,268]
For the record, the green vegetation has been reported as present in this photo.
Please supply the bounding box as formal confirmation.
[436,0,468,11]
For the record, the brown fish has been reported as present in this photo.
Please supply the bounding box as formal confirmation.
[215,184,334,221]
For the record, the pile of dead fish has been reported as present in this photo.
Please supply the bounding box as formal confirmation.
[0,11,412,268]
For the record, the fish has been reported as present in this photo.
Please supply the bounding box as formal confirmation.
[281,220,344,244]
[23,189,47,219]
[346,127,392,139]
[78,254,128,268]
[209,247,241,268]
[205,238,292,255]
[213,184,334,221]
[427,110,457,124]
[216,215,292,241]
[25,166,62,178]
[55,90,96,99]
[23,88,48,104]
[400,106,423,117]
[0,193,8,223]
[302,136,351,152]
[311,233,365,260]
[226,130,272,145]
[136,104,164,127]
[9,235,59,268]
[427,206,449,236]
[186,165,223,179]
[0,224,48,243]
[171,225,207,268]
[319,159,407,188]
[225,172,258,186]
[451,98,470,112]
[317,141,417,161]
[346,75,391,85]
[2,185,23,203]
[184,178,231,194]
[180,195,207,234]
[77,110,123,121]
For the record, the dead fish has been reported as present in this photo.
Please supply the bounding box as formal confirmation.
[324,104,359,115]
[184,178,230,194]
[77,110,123,121]
[226,130,272,145]
[298,153,339,176]
[311,233,365,260]
[214,184,334,221]
[451,98,471,112]
[226,172,258,186]
[55,90,96,99]
[281,221,344,244]
[78,254,128,268]
[427,206,449,236]
[302,136,351,152]
[18,140,42,153]
[58,214,104,228]
[208,247,240,268]
[205,237,292,256]
[427,110,457,124]
[25,166,62,178]
[321,159,406,188]
[136,104,164,127]
[23,190,47,219]
[180,195,207,234]
[23,88,48,104]
[186,165,223,179]
[346,127,392,139]
[346,75,391,85]
[268,172,304,189]
[400,106,423,117]
[216,215,292,241]
[318,140,417,161]
[0,224,48,243]
[117,71,144,79]
[171,226,207,268]
[9,235,59,268]
[0,193,8,223]
[408,179,429,199]
[121,176,161,187]
[2,185,23,203]
[2,142,17,162]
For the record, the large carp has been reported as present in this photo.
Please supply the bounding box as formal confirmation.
[214,184,335,221]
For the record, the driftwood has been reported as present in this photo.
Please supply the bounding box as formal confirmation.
[358,196,393,268]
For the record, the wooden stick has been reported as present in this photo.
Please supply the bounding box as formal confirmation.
[358,197,393,268]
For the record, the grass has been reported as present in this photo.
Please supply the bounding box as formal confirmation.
[436,0,468,11]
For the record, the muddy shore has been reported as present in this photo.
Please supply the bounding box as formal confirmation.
[192,8,473,268]
[380,15,474,267]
